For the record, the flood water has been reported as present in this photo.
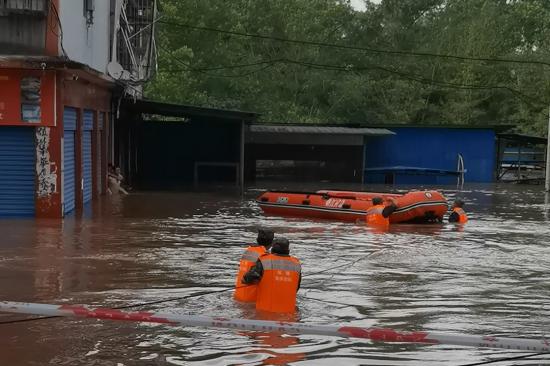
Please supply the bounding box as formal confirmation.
[2,183,550,365]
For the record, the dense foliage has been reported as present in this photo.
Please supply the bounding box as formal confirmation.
[146,0,550,134]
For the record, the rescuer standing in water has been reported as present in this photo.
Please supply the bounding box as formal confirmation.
[448,199,468,223]
[365,197,398,227]
[242,237,301,313]
[234,228,274,302]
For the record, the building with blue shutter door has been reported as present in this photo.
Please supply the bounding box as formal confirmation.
[0,0,157,218]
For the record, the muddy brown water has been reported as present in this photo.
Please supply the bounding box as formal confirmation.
[2,183,550,365]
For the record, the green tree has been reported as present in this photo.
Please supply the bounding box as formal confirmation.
[145,0,550,134]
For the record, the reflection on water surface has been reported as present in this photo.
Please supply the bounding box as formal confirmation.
[1,183,550,365]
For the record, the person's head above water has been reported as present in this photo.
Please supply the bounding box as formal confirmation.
[453,199,465,208]
[372,197,383,205]
[257,228,275,247]
[271,237,290,255]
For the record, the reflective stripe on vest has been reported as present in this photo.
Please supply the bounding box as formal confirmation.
[241,250,261,263]
[367,206,384,215]
[234,245,267,302]
[256,254,301,313]
[260,258,302,273]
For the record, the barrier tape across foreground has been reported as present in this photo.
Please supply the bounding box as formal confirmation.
[1,301,549,352]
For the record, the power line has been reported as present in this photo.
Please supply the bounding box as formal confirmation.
[156,53,545,107]
[295,60,546,106]
[154,23,547,106]
[153,23,549,121]
[158,44,276,78]
[158,19,550,68]
[0,250,378,325]
[188,59,277,72]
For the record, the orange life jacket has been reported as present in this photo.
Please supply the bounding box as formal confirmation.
[453,207,468,223]
[234,245,267,302]
[256,254,301,313]
[366,204,389,227]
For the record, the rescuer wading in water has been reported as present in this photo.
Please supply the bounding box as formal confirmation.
[234,228,274,302]
[448,199,468,223]
[243,237,301,313]
[365,197,398,227]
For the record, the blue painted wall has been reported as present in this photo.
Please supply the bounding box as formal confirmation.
[364,127,496,184]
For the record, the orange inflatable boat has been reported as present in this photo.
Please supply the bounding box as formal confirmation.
[257,190,448,224]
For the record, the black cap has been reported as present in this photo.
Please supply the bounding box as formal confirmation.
[454,199,465,208]
[372,197,383,205]
[271,237,290,255]
[257,228,274,246]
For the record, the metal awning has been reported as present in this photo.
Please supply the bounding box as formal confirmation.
[247,124,394,146]
[249,125,394,136]
[498,133,547,145]
[125,99,259,122]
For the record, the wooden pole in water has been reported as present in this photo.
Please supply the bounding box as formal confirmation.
[545,105,550,191]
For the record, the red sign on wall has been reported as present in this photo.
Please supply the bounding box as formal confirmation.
[0,69,55,126]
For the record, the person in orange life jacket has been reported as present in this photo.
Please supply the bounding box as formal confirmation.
[448,199,468,223]
[234,229,275,302]
[366,197,398,226]
[242,237,301,313]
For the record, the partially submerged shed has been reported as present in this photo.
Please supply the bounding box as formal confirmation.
[117,99,259,190]
[245,124,394,183]
[363,125,510,184]
[496,133,547,183]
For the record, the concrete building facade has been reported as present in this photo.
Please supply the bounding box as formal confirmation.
[0,0,157,218]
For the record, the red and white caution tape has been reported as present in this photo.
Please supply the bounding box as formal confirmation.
[1,301,549,352]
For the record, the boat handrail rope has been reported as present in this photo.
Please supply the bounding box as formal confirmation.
[262,191,398,202]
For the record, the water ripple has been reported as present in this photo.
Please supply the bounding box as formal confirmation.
[2,185,550,365]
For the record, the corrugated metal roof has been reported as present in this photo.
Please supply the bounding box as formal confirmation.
[250,125,394,135]
[131,99,259,121]
[498,133,547,144]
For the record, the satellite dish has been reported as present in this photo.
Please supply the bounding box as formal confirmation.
[107,61,124,80]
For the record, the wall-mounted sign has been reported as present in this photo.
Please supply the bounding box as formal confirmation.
[0,70,54,126]
[21,77,41,122]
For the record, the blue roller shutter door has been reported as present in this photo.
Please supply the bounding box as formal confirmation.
[82,110,93,204]
[0,127,35,217]
[63,108,77,215]
[97,113,103,194]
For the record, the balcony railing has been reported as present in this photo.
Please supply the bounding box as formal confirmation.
[0,0,48,54]
[0,0,48,15]
[112,0,157,83]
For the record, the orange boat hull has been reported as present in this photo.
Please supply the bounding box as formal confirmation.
[257,190,448,224]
